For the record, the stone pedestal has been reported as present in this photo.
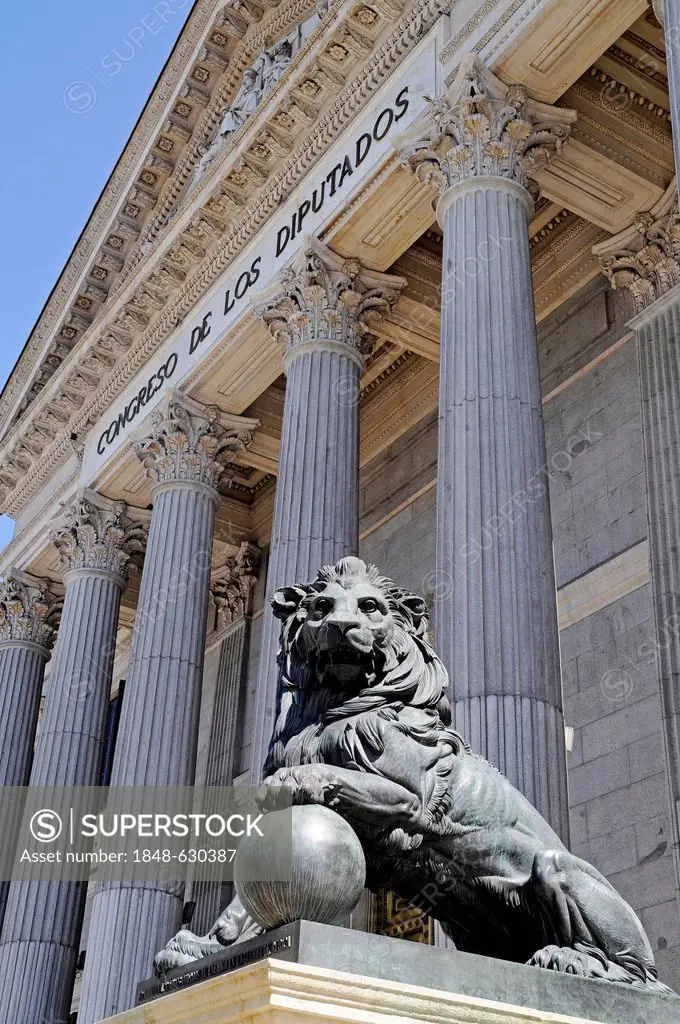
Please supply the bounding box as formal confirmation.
[396,55,574,839]
[99,922,679,1024]
[248,238,405,780]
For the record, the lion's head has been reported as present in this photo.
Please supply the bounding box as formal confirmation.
[272,556,428,691]
[265,557,461,775]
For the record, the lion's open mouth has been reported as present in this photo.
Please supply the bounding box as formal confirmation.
[316,646,375,689]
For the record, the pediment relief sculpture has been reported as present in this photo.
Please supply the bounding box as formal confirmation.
[189,23,308,191]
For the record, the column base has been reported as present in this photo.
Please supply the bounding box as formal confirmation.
[109,922,678,1024]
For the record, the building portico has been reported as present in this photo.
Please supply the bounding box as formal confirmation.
[2,0,680,1018]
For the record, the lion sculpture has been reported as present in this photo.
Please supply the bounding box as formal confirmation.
[155,557,671,993]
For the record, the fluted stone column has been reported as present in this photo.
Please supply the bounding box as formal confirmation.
[192,543,260,933]
[653,1,680,180]
[396,56,575,839]
[248,237,405,779]
[78,394,257,1023]
[595,183,680,900]
[0,493,146,1024]
[0,570,60,930]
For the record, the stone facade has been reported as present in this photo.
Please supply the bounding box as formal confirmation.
[544,339,646,587]
[561,585,680,989]
[360,412,438,599]
[1,0,680,1017]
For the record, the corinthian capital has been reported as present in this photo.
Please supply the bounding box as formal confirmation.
[51,490,148,585]
[0,569,62,652]
[253,237,406,370]
[395,54,575,209]
[593,180,680,315]
[133,392,259,492]
[211,542,261,627]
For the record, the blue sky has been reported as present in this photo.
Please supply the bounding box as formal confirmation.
[0,0,192,556]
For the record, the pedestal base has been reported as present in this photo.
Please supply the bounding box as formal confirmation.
[109,922,679,1024]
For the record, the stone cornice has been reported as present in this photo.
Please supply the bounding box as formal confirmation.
[0,463,80,580]
[575,68,671,129]
[0,0,224,431]
[0,0,450,518]
[116,0,333,283]
[439,0,542,72]
[0,0,330,444]
[529,208,571,249]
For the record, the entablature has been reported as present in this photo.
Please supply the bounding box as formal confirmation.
[0,0,388,441]
[0,0,447,521]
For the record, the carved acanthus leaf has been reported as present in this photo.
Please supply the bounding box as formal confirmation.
[51,490,148,582]
[254,236,406,366]
[594,179,680,314]
[211,542,261,627]
[0,569,62,651]
[133,393,259,491]
[395,54,576,199]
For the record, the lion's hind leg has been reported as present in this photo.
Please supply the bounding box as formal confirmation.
[527,849,671,992]
[476,874,526,909]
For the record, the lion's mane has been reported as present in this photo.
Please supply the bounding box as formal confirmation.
[264,558,468,780]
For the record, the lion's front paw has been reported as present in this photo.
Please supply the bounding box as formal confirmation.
[265,765,343,806]
[528,945,593,976]
[153,930,224,976]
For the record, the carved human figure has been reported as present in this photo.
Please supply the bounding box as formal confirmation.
[189,33,296,189]
[191,135,228,184]
[219,66,261,137]
[155,558,674,997]
[261,39,293,96]
[189,66,261,187]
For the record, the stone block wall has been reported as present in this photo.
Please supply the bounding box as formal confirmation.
[543,339,647,588]
[540,280,680,988]
[560,585,679,987]
[359,410,437,599]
